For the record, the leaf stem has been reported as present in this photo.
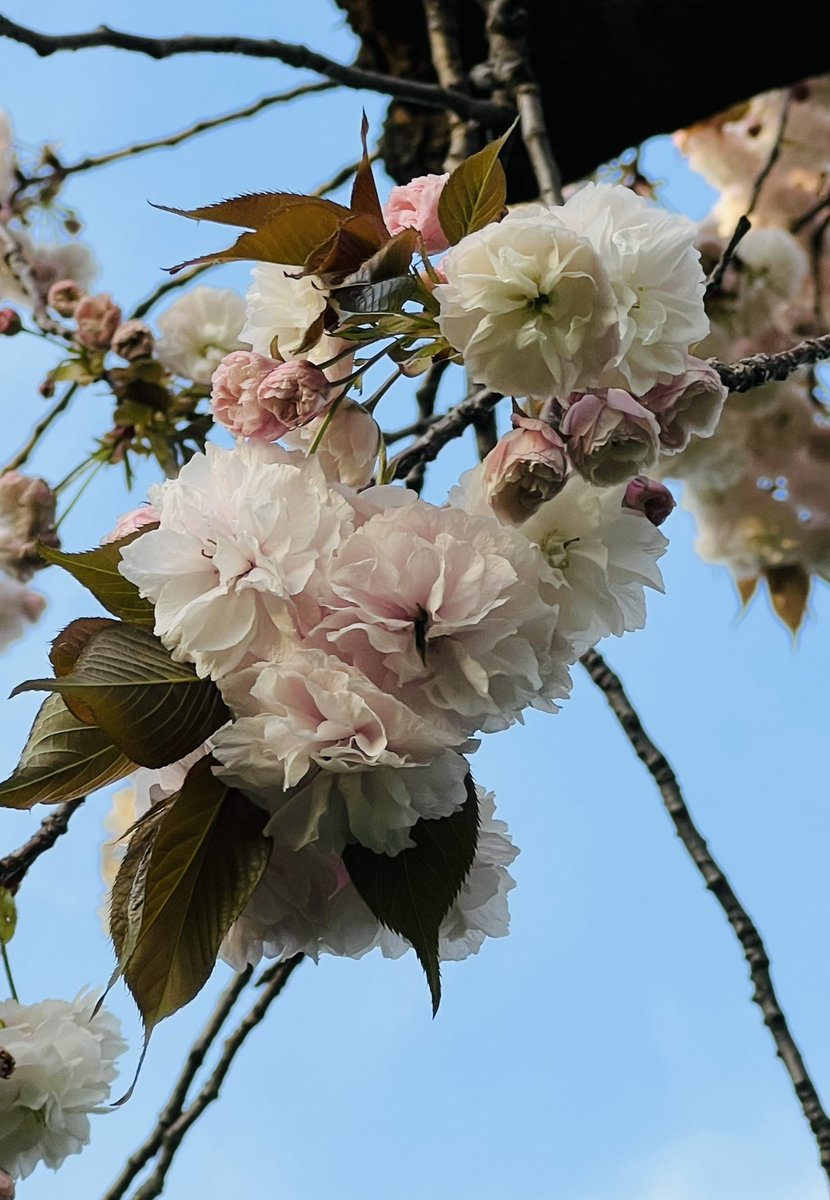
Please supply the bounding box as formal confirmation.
[1,943,19,1003]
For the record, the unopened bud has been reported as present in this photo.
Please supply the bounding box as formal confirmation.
[481,416,569,524]
[38,378,55,399]
[112,319,154,362]
[0,309,22,336]
[623,476,675,526]
[0,1166,15,1199]
[0,1048,14,1079]
[47,279,85,318]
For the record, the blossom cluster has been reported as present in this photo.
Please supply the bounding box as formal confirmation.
[667,74,830,625]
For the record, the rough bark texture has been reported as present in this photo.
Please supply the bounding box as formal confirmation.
[333,0,827,197]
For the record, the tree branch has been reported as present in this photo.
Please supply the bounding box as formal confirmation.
[389,384,503,480]
[22,81,335,190]
[581,648,830,1182]
[101,966,254,1200]
[423,0,478,169]
[711,335,830,393]
[0,16,510,126]
[484,0,562,204]
[125,956,304,1200]
[0,799,84,894]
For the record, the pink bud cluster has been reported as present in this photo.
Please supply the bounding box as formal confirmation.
[210,351,332,441]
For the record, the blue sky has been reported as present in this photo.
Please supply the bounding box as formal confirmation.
[1,4,829,1198]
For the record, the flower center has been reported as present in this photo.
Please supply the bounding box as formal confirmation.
[539,531,579,570]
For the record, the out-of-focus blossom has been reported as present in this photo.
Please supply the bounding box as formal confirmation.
[0,309,21,336]
[111,319,154,362]
[156,286,246,384]
[74,293,122,350]
[46,280,84,318]
[0,471,58,581]
[0,576,45,653]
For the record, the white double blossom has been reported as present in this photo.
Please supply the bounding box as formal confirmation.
[156,286,246,384]
[0,993,126,1180]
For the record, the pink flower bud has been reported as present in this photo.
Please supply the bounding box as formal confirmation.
[641,357,728,453]
[0,308,22,336]
[0,471,59,580]
[623,476,676,526]
[111,319,154,362]
[0,1166,15,1200]
[256,360,332,434]
[101,503,160,545]
[74,292,122,349]
[561,389,660,487]
[47,278,85,317]
[382,174,450,255]
[482,416,569,523]
[211,350,286,440]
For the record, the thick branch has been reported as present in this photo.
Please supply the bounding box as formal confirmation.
[0,799,84,894]
[711,336,830,393]
[581,648,830,1181]
[423,0,478,169]
[101,966,254,1200]
[126,957,303,1200]
[0,16,509,126]
[389,384,502,480]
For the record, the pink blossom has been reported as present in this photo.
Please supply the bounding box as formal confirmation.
[111,319,154,362]
[47,279,84,318]
[561,389,660,486]
[0,472,58,581]
[382,173,450,255]
[74,293,122,349]
[482,416,569,524]
[212,353,330,441]
[641,356,728,453]
[622,476,676,526]
[101,504,159,545]
[0,577,45,654]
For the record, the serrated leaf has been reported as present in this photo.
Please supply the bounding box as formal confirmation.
[14,624,229,769]
[39,534,156,627]
[116,758,270,1033]
[0,695,135,810]
[349,113,388,232]
[343,771,480,1014]
[437,123,517,245]
[168,203,346,274]
[154,191,349,229]
[343,227,420,287]
[49,617,120,724]
[332,275,417,316]
[303,212,388,282]
[109,800,170,973]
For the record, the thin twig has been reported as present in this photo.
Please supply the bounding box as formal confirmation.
[792,191,830,235]
[710,335,830,393]
[312,154,375,199]
[403,357,451,493]
[2,383,79,474]
[129,264,215,321]
[126,956,303,1200]
[101,966,254,1200]
[0,799,84,894]
[706,93,792,299]
[485,0,563,204]
[23,81,335,188]
[581,648,830,1182]
[0,16,510,126]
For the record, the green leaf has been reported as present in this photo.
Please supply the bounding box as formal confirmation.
[14,624,229,770]
[437,123,517,246]
[342,770,480,1014]
[168,202,346,274]
[114,758,270,1033]
[39,534,156,627]
[154,191,349,229]
[332,275,417,316]
[0,694,135,810]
